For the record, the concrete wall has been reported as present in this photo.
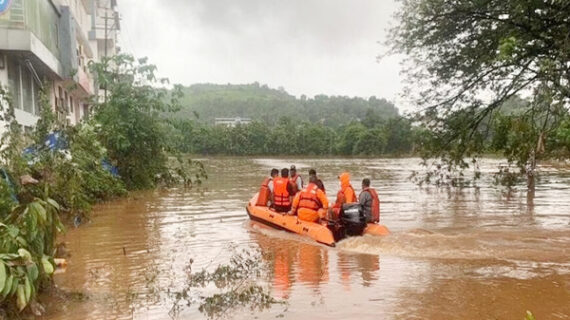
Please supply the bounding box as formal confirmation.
[58,6,78,79]
[0,0,119,129]
[0,0,61,59]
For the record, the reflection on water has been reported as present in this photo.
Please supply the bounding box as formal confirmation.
[42,158,570,320]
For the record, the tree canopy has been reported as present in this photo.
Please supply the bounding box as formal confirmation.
[389,0,570,190]
[172,83,400,127]
[166,117,415,156]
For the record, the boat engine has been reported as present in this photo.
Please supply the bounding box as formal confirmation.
[340,203,367,236]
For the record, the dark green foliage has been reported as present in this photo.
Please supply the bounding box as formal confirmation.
[168,118,415,156]
[0,87,63,314]
[24,92,126,217]
[553,117,570,156]
[384,118,415,155]
[0,198,62,313]
[336,122,366,155]
[353,128,387,155]
[0,83,127,314]
[173,83,399,127]
[90,55,188,190]
[389,0,570,190]
[56,124,127,214]
[161,74,414,157]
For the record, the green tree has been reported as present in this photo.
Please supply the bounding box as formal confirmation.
[389,0,570,190]
[90,55,184,189]
[336,122,367,155]
[173,84,399,127]
[384,117,414,155]
[353,128,387,155]
[361,108,383,128]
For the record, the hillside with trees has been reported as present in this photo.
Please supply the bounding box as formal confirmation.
[172,83,399,127]
[163,83,416,156]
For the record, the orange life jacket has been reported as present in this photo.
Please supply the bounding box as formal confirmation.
[273,177,291,207]
[255,177,272,206]
[337,185,356,205]
[360,187,380,222]
[289,174,303,194]
[298,184,322,211]
[345,186,356,203]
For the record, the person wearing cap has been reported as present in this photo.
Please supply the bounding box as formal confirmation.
[289,165,303,194]
[329,172,357,220]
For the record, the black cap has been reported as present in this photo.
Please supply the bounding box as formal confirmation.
[290,165,296,170]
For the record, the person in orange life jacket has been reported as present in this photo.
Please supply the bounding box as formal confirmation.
[267,168,279,193]
[328,172,357,220]
[359,178,380,223]
[289,176,329,222]
[308,168,325,193]
[256,168,279,207]
[273,168,296,212]
[289,165,303,194]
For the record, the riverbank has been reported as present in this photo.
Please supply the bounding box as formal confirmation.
[0,55,203,316]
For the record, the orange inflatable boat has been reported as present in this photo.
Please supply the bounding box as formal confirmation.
[246,193,390,247]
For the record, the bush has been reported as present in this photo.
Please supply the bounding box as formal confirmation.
[90,55,185,189]
[23,92,126,218]
[0,87,63,314]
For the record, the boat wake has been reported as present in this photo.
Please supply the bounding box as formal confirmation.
[336,228,570,264]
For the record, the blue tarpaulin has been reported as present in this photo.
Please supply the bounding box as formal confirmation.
[23,132,119,176]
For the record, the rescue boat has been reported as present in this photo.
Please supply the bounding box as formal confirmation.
[246,193,390,247]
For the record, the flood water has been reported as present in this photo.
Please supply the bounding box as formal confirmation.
[42,158,570,320]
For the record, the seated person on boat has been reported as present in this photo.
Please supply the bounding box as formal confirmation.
[359,178,380,223]
[329,172,356,220]
[289,165,304,195]
[256,168,279,206]
[272,168,296,212]
[289,176,329,222]
[308,168,325,193]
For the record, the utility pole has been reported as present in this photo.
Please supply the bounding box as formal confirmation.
[104,8,108,104]
[93,0,117,105]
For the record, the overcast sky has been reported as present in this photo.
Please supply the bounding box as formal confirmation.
[118,0,402,102]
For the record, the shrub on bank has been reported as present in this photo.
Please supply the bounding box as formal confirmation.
[0,88,127,314]
[0,54,207,315]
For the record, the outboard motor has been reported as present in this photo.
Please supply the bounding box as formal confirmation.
[340,203,367,236]
[327,218,344,242]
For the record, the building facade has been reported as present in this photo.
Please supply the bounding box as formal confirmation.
[214,117,252,127]
[0,0,120,132]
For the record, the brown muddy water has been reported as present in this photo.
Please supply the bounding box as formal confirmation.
[41,158,569,320]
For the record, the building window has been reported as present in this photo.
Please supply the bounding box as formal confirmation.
[21,67,34,114]
[33,79,41,116]
[7,56,41,116]
[7,58,22,110]
[64,91,69,114]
